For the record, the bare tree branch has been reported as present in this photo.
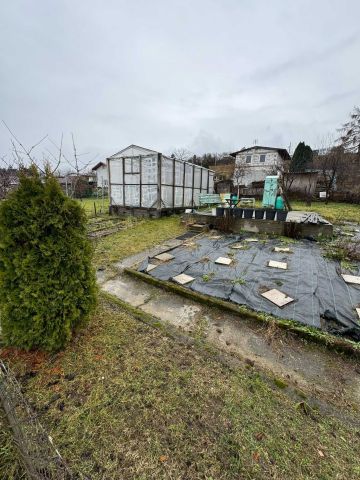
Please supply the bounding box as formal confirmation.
[2,120,47,172]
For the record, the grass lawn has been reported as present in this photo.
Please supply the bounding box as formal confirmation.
[253,200,360,224]
[290,201,360,224]
[2,296,359,480]
[1,204,359,479]
[77,197,110,217]
[93,216,186,269]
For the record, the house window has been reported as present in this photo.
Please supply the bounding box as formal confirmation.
[124,158,140,174]
[245,155,252,164]
[259,154,266,163]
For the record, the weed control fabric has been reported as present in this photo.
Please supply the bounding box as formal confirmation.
[138,235,360,340]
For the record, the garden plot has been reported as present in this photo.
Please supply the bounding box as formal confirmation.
[138,234,360,338]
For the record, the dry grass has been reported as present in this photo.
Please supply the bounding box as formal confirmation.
[2,297,360,480]
[0,409,26,479]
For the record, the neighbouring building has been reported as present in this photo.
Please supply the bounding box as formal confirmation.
[92,161,108,188]
[107,144,214,216]
[57,173,96,198]
[230,146,291,187]
[211,156,235,183]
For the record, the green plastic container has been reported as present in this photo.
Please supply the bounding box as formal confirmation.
[275,195,285,210]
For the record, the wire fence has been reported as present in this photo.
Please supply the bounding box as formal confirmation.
[0,360,78,480]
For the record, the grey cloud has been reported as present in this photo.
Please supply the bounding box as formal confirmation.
[0,0,359,162]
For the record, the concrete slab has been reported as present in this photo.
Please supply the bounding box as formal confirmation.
[146,264,157,272]
[141,296,202,329]
[268,260,288,270]
[342,274,360,285]
[215,257,233,265]
[163,239,184,249]
[102,277,153,307]
[154,252,175,262]
[100,272,360,411]
[230,244,246,249]
[274,247,292,253]
[184,212,333,238]
[261,289,294,307]
[173,273,195,285]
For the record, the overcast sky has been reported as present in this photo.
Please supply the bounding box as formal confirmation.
[1,0,359,166]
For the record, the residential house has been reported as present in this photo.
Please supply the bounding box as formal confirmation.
[57,173,96,198]
[92,161,108,188]
[230,146,290,187]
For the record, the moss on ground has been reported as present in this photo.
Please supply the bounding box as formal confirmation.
[2,297,360,480]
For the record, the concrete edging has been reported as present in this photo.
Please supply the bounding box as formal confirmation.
[124,267,360,358]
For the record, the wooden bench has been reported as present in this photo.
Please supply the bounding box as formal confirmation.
[199,194,222,207]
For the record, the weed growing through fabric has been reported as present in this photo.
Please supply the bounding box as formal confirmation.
[202,273,215,282]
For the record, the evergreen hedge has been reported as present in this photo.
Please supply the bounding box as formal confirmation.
[0,168,97,352]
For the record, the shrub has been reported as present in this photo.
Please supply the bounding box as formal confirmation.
[0,167,97,351]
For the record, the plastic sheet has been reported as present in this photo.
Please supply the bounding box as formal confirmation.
[138,235,360,340]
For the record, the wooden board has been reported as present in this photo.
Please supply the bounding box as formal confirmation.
[215,257,233,265]
[154,252,175,262]
[261,289,294,307]
[173,273,195,285]
[356,308,360,320]
[244,238,259,243]
[268,260,288,270]
[342,274,360,285]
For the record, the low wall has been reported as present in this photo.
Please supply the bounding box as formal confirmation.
[110,205,186,218]
[184,213,333,238]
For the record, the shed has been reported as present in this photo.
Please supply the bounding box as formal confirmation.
[107,145,215,216]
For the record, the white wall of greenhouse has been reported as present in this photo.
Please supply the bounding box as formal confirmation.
[107,145,214,209]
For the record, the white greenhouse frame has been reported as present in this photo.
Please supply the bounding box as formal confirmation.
[107,145,214,216]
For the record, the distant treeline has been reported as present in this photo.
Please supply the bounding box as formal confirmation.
[190,153,233,168]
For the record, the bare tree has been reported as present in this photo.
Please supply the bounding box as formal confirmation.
[316,146,344,203]
[171,147,193,162]
[233,163,245,197]
[2,121,63,175]
[1,123,98,199]
[266,159,293,210]
[0,156,18,199]
[338,106,360,154]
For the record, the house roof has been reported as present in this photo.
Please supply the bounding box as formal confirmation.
[230,146,291,160]
[92,161,106,171]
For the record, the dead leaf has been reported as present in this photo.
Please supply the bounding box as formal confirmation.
[318,450,324,457]
[159,455,168,463]
[252,451,260,463]
[255,432,265,441]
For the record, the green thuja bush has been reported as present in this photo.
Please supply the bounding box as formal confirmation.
[0,167,97,351]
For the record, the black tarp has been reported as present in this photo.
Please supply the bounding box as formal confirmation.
[139,234,360,339]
